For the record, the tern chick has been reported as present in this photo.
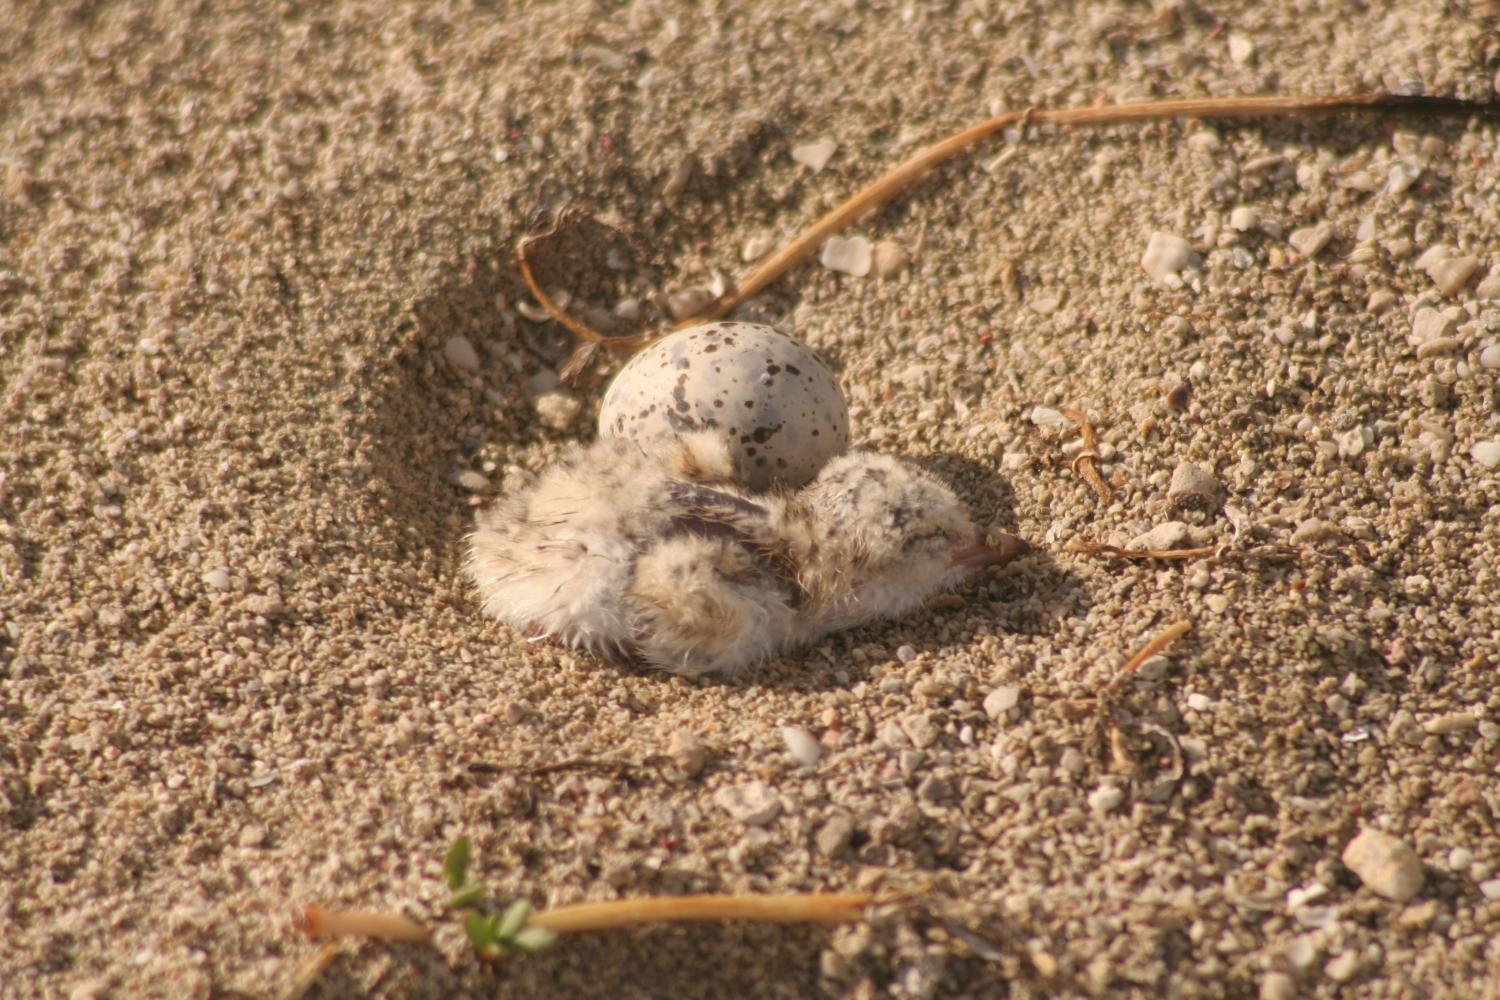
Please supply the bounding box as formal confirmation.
[467,433,1026,675]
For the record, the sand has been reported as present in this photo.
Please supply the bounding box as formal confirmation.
[3,1,1499,997]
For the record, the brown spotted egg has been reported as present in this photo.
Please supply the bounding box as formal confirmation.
[598,321,850,490]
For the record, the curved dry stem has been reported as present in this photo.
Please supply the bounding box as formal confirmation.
[528,893,873,935]
[1120,621,1193,678]
[526,92,1494,373]
[295,905,433,944]
[689,93,1490,325]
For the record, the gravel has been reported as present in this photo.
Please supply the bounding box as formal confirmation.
[3,3,1497,998]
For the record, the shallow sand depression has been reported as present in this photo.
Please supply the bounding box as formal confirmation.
[3,3,1499,997]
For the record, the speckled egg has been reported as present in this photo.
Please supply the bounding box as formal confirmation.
[598,322,850,490]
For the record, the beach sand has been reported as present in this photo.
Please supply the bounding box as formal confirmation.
[3,1,1499,996]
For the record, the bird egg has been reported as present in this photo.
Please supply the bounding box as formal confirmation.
[598,322,850,490]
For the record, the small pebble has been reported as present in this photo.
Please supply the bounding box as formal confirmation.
[791,137,838,172]
[452,470,491,493]
[1342,827,1424,902]
[1288,223,1333,258]
[1088,784,1125,815]
[1229,206,1258,231]
[1186,692,1212,712]
[1140,232,1200,285]
[1410,307,1456,344]
[1479,878,1500,901]
[871,239,909,279]
[1423,712,1477,734]
[895,644,917,663]
[781,725,824,768]
[1128,521,1194,551]
[983,686,1020,720]
[1260,971,1295,1000]
[238,824,267,848]
[742,234,775,262]
[1426,255,1481,297]
[1478,344,1500,370]
[820,235,872,277]
[665,285,714,321]
[1168,460,1220,506]
[1470,440,1500,469]
[815,814,854,857]
[1416,337,1460,359]
[533,390,582,431]
[202,568,232,591]
[1476,271,1500,299]
[1227,32,1256,64]
[1029,405,1070,429]
[1325,950,1363,984]
[443,335,480,372]
[1291,518,1334,544]
[667,730,706,777]
[1447,847,1474,871]
[714,781,781,826]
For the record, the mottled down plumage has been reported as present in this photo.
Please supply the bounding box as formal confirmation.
[467,432,1026,675]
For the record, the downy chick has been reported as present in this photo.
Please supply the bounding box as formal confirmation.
[467,432,1025,675]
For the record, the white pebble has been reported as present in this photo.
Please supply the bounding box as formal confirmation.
[714,781,781,826]
[1478,344,1500,370]
[820,235,872,277]
[1260,971,1295,1000]
[1229,206,1258,231]
[665,285,714,321]
[1424,711,1478,734]
[1088,784,1125,815]
[741,234,775,262]
[1288,223,1333,258]
[1186,693,1212,712]
[1342,828,1424,902]
[667,731,706,776]
[1168,461,1220,502]
[1428,256,1481,297]
[1227,32,1256,64]
[453,470,491,493]
[780,726,824,768]
[1476,271,1500,299]
[1410,307,1456,344]
[1029,405,1070,429]
[895,644,918,663]
[1129,521,1194,551]
[1325,950,1363,983]
[791,137,838,172]
[1480,878,1500,901]
[533,390,582,431]
[201,568,232,592]
[983,686,1020,720]
[443,335,480,372]
[1471,440,1500,469]
[1140,232,1200,285]
[871,239,910,279]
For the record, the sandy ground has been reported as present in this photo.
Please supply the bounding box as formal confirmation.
[3,1,1500,997]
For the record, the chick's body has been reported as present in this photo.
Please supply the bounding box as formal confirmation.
[468,433,1023,675]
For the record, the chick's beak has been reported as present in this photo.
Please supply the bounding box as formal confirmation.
[950,531,1029,571]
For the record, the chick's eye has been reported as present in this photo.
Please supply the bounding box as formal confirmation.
[887,504,914,529]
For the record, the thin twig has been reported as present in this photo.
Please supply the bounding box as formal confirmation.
[280,943,341,1000]
[526,93,1494,376]
[529,893,873,934]
[687,93,1492,325]
[1116,620,1193,683]
[295,906,433,944]
[1058,406,1113,502]
[1068,539,1219,561]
